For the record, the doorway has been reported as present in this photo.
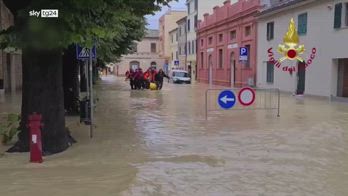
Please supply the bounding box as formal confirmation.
[296,61,306,95]
[337,59,348,97]
[230,52,236,87]
[129,61,140,71]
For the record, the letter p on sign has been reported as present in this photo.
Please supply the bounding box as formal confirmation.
[239,47,248,61]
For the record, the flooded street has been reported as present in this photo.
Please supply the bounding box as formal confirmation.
[1,76,348,195]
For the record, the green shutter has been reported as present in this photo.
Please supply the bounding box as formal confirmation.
[298,13,307,35]
[334,3,342,29]
[267,61,274,83]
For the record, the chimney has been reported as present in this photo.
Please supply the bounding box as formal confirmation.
[203,13,209,21]
[213,6,220,13]
[224,0,231,6]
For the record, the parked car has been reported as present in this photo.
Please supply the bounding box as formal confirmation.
[169,70,191,84]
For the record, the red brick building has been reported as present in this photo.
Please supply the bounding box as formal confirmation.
[197,0,260,87]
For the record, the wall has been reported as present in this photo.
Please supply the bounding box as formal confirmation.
[257,0,348,97]
[177,18,187,69]
[0,0,22,92]
[169,29,178,69]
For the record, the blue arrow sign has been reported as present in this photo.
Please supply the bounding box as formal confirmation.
[218,90,236,110]
[76,45,96,60]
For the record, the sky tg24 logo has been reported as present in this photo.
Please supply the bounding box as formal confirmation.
[29,9,59,18]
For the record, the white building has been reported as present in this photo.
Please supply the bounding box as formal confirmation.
[169,28,179,70]
[257,0,348,98]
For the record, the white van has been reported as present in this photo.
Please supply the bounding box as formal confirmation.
[169,70,191,84]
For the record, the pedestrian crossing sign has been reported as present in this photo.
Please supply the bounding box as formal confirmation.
[76,45,96,60]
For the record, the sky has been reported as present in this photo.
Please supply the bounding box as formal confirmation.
[145,0,187,29]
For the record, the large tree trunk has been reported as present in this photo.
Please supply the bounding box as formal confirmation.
[8,48,73,155]
[63,46,79,115]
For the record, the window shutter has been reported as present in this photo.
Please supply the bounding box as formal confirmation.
[267,62,274,83]
[334,3,342,29]
[298,13,307,35]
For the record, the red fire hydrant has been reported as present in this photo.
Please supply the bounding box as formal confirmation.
[28,113,43,163]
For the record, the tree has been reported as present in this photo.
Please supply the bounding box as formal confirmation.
[2,0,173,154]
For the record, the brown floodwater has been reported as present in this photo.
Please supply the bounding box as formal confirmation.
[1,76,348,196]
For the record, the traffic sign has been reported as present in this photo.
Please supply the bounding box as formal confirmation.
[218,90,236,110]
[238,87,255,106]
[174,60,179,65]
[76,45,96,60]
[239,47,248,61]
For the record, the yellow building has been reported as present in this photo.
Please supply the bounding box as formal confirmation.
[159,10,187,63]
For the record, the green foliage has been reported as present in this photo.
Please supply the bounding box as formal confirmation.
[1,0,174,62]
[0,113,21,145]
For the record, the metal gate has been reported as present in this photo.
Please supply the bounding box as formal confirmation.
[205,88,280,119]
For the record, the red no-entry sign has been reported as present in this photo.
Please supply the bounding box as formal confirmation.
[238,87,255,106]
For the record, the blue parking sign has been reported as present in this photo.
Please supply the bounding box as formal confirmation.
[239,47,248,61]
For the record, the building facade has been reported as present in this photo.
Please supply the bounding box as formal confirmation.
[197,0,260,86]
[186,0,235,80]
[0,0,22,94]
[256,0,348,97]
[177,16,187,70]
[159,10,187,64]
[169,28,179,70]
[115,29,165,76]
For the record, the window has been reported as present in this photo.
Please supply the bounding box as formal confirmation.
[334,3,342,29]
[188,3,190,14]
[245,45,251,68]
[267,22,274,40]
[266,61,274,83]
[194,15,198,29]
[176,32,178,41]
[230,30,236,41]
[208,37,213,45]
[245,26,251,36]
[218,49,223,68]
[192,40,195,54]
[131,43,137,53]
[219,34,223,42]
[195,0,198,11]
[200,52,204,68]
[298,13,307,35]
[172,52,173,60]
[187,19,191,32]
[171,34,174,43]
[184,45,187,55]
[188,42,191,54]
[201,39,204,46]
[151,43,156,53]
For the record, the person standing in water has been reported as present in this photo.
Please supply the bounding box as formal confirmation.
[155,69,170,90]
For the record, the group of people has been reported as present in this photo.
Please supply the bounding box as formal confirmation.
[125,66,170,90]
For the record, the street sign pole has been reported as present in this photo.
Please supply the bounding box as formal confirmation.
[89,48,94,138]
